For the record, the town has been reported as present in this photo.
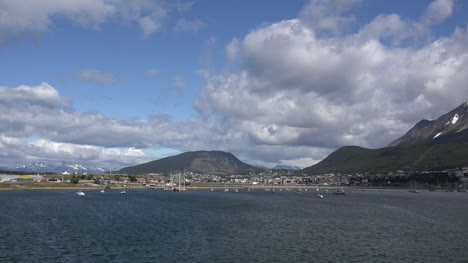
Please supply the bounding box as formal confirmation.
[1,167,467,191]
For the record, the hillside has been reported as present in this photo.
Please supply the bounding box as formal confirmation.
[302,141,468,174]
[119,151,260,175]
[303,103,468,174]
[388,102,468,147]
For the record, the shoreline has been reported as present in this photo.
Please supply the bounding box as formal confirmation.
[0,183,461,192]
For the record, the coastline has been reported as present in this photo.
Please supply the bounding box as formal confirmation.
[0,182,456,192]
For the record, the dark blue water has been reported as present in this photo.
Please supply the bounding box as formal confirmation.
[0,189,467,262]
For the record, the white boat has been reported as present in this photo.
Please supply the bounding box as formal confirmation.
[100,189,105,193]
[76,191,85,196]
[317,194,324,198]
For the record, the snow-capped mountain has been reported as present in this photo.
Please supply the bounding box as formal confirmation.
[2,162,110,174]
[388,102,468,147]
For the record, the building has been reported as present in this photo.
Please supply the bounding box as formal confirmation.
[16,175,34,182]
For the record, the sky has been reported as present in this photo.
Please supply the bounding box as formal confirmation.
[1,0,468,170]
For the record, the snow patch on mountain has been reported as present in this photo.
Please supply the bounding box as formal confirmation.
[451,114,459,124]
[67,164,87,170]
[2,162,112,173]
[433,132,442,139]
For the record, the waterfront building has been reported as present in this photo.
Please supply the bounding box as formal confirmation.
[16,175,34,182]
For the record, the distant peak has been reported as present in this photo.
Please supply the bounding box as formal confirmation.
[414,119,432,129]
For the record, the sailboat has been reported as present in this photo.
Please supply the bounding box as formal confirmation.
[76,190,85,196]
[121,182,127,194]
[408,179,420,193]
[100,179,105,193]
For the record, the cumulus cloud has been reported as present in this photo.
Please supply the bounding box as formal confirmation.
[195,0,468,167]
[78,70,116,86]
[0,135,152,168]
[1,0,467,169]
[0,82,316,168]
[0,83,208,167]
[0,0,168,43]
[225,38,240,63]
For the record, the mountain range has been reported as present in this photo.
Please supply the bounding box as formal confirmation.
[0,162,109,174]
[119,150,260,175]
[5,103,467,175]
[302,102,468,174]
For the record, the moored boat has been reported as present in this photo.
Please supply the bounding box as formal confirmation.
[333,189,346,195]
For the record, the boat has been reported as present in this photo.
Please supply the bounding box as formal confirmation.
[317,194,324,198]
[76,191,85,196]
[333,189,346,195]
[408,180,419,193]
[100,179,106,193]
[121,183,127,194]
[171,171,187,192]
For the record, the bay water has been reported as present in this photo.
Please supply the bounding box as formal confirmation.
[0,189,467,262]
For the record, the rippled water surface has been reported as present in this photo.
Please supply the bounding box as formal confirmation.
[0,189,467,262]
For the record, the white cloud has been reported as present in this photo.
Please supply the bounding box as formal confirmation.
[139,16,160,37]
[173,18,206,33]
[196,69,210,79]
[78,70,116,86]
[172,75,185,89]
[196,6,468,162]
[145,68,161,77]
[0,0,168,43]
[225,38,240,63]
[1,0,467,169]
[0,82,65,106]
[299,0,362,36]
[422,0,454,25]
[0,135,153,168]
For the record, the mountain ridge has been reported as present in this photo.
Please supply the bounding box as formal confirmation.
[303,102,468,174]
[119,150,260,175]
[388,102,468,147]
[0,161,110,174]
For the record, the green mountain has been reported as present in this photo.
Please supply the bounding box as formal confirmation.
[303,103,468,174]
[119,151,260,175]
